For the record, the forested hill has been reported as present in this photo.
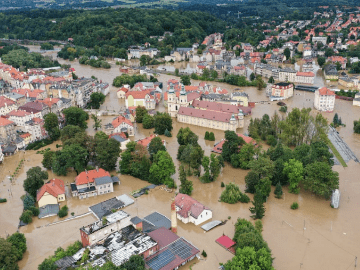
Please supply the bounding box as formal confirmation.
[0,8,226,50]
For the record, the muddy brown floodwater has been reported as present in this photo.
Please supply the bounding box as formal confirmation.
[1,48,360,270]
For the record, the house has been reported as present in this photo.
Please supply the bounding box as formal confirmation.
[6,110,33,129]
[174,193,212,225]
[269,82,294,101]
[231,92,249,107]
[80,211,132,247]
[145,227,200,270]
[314,87,335,112]
[215,235,236,254]
[71,168,120,199]
[12,88,45,100]
[338,77,356,88]
[327,56,347,69]
[3,92,26,106]
[109,133,130,151]
[37,178,66,208]
[295,71,315,84]
[212,133,256,154]
[278,67,297,82]
[20,133,32,145]
[106,115,134,136]
[125,90,156,110]
[353,93,360,106]
[324,64,339,80]
[117,86,130,99]
[130,212,171,233]
[136,134,165,149]
[24,117,47,142]
[38,98,61,113]
[18,101,49,118]
[0,96,17,116]
[0,117,16,142]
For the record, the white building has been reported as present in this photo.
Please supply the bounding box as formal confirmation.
[314,87,335,111]
[0,96,17,116]
[353,93,360,106]
[174,194,212,226]
[295,71,315,84]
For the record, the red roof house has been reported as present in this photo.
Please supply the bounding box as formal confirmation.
[75,168,110,186]
[216,235,236,254]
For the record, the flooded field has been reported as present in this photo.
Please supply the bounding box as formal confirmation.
[1,50,360,270]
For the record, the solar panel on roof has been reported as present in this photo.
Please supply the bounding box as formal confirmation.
[168,239,193,260]
[146,250,175,270]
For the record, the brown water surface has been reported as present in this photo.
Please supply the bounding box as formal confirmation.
[1,49,359,270]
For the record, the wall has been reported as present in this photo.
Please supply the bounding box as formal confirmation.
[38,192,58,208]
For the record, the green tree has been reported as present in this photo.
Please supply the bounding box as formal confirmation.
[44,113,60,140]
[52,144,88,175]
[95,138,120,171]
[179,165,193,195]
[202,68,210,80]
[60,125,84,142]
[148,136,166,161]
[175,68,179,76]
[135,106,147,123]
[140,55,151,66]
[164,129,172,137]
[231,143,257,169]
[284,48,291,60]
[180,75,191,85]
[177,127,198,146]
[220,182,250,204]
[224,247,274,270]
[142,114,154,129]
[283,159,303,194]
[190,73,198,80]
[40,42,54,50]
[20,210,33,224]
[149,151,176,187]
[0,237,19,270]
[211,70,218,79]
[249,189,266,219]
[38,259,57,270]
[63,107,89,129]
[354,119,360,134]
[154,112,172,135]
[274,182,283,199]
[87,92,105,109]
[91,114,102,130]
[268,76,274,83]
[42,150,55,170]
[303,161,339,199]
[250,72,256,81]
[317,56,326,67]
[204,131,210,140]
[119,255,146,270]
[208,132,215,141]
[23,167,48,198]
[23,194,35,210]
[7,233,27,261]
[221,131,245,162]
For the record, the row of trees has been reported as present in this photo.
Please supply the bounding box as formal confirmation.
[79,56,111,69]
[248,108,328,146]
[0,233,27,270]
[112,74,156,88]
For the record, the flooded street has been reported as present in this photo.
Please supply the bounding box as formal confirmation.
[1,49,360,270]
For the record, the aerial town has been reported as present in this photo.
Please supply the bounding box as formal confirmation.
[0,3,360,270]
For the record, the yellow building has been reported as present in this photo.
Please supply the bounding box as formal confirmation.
[231,92,249,107]
[37,178,66,208]
[20,133,32,145]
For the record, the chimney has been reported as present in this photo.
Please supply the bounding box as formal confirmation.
[171,199,177,234]
[96,166,99,172]
[85,169,88,174]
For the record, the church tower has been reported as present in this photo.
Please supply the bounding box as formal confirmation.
[238,109,244,128]
[179,84,187,106]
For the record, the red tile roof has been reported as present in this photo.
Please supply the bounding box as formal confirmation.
[184,86,199,91]
[75,168,110,186]
[216,235,236,249]
[318,87,335,96]
[125,90,151,99]
[20,132,31,139]
[192,100,239,114]
[0,117,14,126]
[36,178,65,201]
[212,134,256,154]
[296,71,315,77]
[109,132,127,140]
[0,96,15,108]
[178,106,237,123]
[7,110,31,117]
[174,193,209,219]
[147,227,179,249]
[111,115,133,128]
[38,98,60,107]
[137,134,157,148]
[117,87,129,93]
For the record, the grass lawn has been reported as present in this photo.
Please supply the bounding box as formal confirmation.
[328,141,347,167]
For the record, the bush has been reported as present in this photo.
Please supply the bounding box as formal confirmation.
[291,202,299,210]
[279,106,287,113]
[208,132,215,141]
[201,250,207,257]
[220,182,249,204]
[29,206,40,216]
[71,212,75,216]
[20,210,33,224]
[221,182,225,187]
[0,198,7,203]
[255,220,263,232]
[205,131,210,140]
[58,205,69,218]
[23,194,35,210]
[164,129,172,137]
